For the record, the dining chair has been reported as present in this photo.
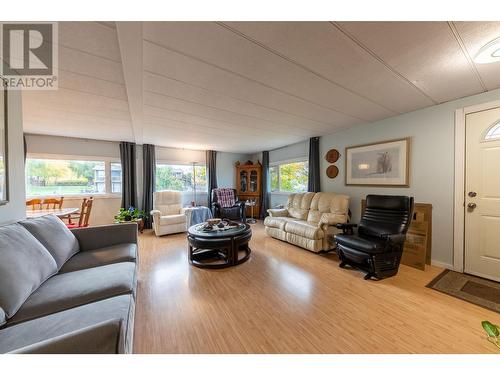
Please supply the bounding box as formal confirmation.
[42,197,64,209]
[66,197,94,228]
[26,198,42,210]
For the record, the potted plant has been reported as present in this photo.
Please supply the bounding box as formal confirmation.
[115,207,148,233]
[482,321,500,349]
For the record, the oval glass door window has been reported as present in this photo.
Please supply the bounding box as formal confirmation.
[484,121,500,141]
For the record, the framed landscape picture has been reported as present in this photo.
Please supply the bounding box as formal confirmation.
[345,138,410,187]
[0,80,7,205]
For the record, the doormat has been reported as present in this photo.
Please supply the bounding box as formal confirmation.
[427,269,500,313]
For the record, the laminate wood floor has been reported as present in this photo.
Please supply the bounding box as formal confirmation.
[133,222,498,353]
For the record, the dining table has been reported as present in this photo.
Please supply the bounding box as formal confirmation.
[26,207,79,219]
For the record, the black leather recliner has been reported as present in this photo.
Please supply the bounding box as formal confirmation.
[334,195,414,280]
[211,188,246,222]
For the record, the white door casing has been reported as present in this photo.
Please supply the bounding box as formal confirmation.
[464,106,500,282]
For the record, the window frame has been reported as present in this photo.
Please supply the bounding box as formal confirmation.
[155,160,208,194]
[25,153,122,199]
[269,157,309,195]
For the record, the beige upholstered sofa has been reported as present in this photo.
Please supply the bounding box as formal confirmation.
[150,191,187,236]
[264,192,350,252]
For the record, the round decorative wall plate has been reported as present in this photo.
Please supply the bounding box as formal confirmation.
[325,149,340,163]
[326,165,339,179]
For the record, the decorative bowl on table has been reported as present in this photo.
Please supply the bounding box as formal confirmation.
[206,218,221,226]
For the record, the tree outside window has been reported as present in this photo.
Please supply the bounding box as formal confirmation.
[155,164,207,192]
[26,159,105,196]
[269,160,308,193]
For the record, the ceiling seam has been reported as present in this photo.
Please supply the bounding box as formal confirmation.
[144,38,368,123]
[216,21,400,116]
[329,22,439,105]
[143,103,314,137]
[144,115,296,140]
[94,21,117,30]
[144,69,334,127]
[144,119,265,141]
[59,44,122,64]
[447,21,488,92]
[25,106,132,122]
[47,86,130,103]
[58,68,127,87]
[145,89,330,134]
[145,112,312,138]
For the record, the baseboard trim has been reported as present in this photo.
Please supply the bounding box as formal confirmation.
[430,260,454,270]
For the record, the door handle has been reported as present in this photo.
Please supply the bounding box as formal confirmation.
[467,202,477,210]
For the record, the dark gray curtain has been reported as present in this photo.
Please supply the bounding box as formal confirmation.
[206,150,217,209]
[119,141,137,209]
[142,144,156,229]
[23,134,27,162]
[260,151,270,219]
[308,137,321,193]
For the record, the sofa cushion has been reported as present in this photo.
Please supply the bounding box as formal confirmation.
[263,216,294,231]
[9,262,136,325]
[307,193,350,223]
[0,294,134,354]
[284,220,324,240]
[19,214,80,269]
[159,213,186,226]
[59,243,137,274]
[9,319,122,354]
[0,224,58,319]
[287,193,315,220]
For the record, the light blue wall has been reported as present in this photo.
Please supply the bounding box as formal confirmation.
[216,152,252,188]
[263,88,500,266]
[319,87,500,267]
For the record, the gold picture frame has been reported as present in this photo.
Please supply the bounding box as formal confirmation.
[345,137,410,187]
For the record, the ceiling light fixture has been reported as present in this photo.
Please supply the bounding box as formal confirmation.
[474,37,500,64]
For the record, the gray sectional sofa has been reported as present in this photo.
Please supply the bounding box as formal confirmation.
[0,215,138,354]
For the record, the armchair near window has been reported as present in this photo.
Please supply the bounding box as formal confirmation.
[334,195,414,280]
[211,188,246,222]
[150,191,187,236]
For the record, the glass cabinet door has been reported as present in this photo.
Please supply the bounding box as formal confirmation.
[250,170,258,192]
[240,170,248,192]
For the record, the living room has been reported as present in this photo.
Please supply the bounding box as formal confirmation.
[2,0,500,372]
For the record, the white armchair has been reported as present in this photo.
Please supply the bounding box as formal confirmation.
[150,191,187,236]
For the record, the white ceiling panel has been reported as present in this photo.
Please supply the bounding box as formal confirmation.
[144,105,305,140]
[453,21,500,91]
[144,71,334,134]
[23,21,500,153]
[59,46,125,84]
[59,22,122,62]
[337,21,485,103]
[222,21,435,114]
[144,91,314,138]
[143,41,360,127]
[143,22,393,121]
[24,89,130,114]
[58,70,128,100]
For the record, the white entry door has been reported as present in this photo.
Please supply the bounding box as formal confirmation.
[465,106,500,282]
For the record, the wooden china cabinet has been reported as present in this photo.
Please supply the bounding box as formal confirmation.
[236,162,262,218]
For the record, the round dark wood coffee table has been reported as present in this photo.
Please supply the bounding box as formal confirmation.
[187,223,252,269]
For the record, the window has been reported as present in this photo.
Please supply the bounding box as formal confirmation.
[270,160,308,193]
[484,121,500,141]
[156,163,207,192]
[111,162,122,193]
[26,158,106,196]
